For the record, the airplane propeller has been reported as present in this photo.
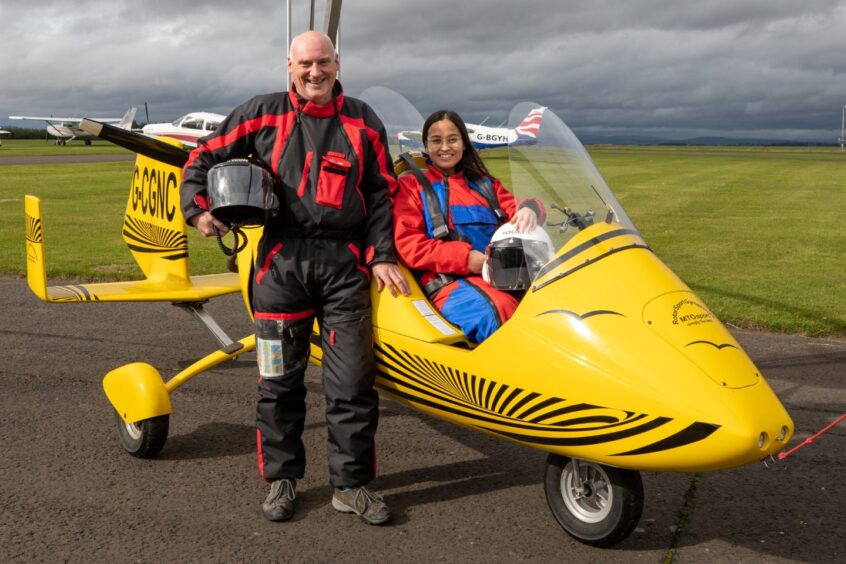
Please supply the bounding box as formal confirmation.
[80,118,189,168]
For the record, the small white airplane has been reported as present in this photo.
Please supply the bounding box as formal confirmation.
[0,129,10,146]
[141,112,225,146]
[9,107,137,145]
[398,106,547,150]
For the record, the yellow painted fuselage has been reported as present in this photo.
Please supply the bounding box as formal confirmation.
[312,222,793,472]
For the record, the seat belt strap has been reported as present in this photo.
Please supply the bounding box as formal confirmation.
[399,152,450,240]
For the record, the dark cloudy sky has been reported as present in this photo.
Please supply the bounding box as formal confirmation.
[2,0,846,141]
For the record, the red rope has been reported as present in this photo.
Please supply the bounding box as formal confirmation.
[778,413,846,460]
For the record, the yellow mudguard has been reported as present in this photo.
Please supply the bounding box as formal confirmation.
[104,362,172,424]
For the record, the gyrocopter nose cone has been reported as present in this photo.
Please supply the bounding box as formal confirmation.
[642,291,760,389]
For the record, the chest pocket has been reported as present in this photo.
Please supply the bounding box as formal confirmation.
[450,204,499,252]
[315,152,352,209]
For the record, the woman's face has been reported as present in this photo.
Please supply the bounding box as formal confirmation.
[425,118,464,175]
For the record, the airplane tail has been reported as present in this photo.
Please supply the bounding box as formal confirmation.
[514,107,546,143]
[24,138,239,303]
[122,148,190,281]
[118,107,137,130]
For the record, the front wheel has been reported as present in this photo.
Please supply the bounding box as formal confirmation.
[544,454,643,547]
[114,411,169,458]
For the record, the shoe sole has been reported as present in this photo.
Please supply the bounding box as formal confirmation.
[262,509,294,522]
[332,497,390,525]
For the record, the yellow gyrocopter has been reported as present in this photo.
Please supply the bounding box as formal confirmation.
[23,89,793,547]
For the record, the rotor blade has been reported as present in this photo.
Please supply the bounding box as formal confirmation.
[80,119,189,168]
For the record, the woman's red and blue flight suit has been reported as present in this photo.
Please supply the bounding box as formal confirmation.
[394,167,535,343]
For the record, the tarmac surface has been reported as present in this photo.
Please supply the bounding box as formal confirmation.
[1,277,844,563]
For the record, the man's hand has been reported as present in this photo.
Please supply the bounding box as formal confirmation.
[190,211,230,237]
[510,207,538,233]
[372,262,410,297]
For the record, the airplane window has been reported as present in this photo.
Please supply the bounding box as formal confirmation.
[172,118,182,126]
[205,121,219,131]
[182,118,204,130]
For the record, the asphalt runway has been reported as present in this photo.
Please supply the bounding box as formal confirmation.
[1,277,843,562]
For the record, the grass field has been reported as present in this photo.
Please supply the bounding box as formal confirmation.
[0,138,133,157]
[1,139,844,337]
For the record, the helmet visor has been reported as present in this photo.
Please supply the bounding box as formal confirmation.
[487,245,531,290]
[207,160,279,226]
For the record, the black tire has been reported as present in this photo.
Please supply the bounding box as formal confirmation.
[544,454,644,547]
[113,410,169,458]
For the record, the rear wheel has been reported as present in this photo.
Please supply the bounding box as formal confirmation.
[544,454,643,547]
[114,411,169,458]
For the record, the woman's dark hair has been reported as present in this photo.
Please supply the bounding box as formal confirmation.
[422,109,493,185]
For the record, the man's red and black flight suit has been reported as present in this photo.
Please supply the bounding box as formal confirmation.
[393,166,545,343]
[180,82,398,488]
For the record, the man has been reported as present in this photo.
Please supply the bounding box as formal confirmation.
[180,31,409,525]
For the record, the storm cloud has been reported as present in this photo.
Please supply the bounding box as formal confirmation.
[2,0,845,141]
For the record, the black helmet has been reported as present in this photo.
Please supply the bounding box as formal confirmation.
[206,159,279,226]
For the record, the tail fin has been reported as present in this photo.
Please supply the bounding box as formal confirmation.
[514,107,546,142]
[122,148,191,282]
[24,195,49,301]
[118,107,137,130]
[24,140,240,303]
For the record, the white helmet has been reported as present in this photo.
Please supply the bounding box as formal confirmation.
[483,223,555,290]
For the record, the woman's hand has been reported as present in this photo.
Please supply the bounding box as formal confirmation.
[467,250,486,274]
[510,207,538,232]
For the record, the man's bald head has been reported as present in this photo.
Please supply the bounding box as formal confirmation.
[287,31,340,104]
[289,31,335,57]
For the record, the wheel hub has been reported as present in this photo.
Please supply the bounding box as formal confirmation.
[560,460,613,523]
[124,421,143,440]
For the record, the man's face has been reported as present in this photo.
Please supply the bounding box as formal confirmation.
[288,35,339,105]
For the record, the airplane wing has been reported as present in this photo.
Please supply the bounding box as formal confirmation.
[10,115,82,122]
[10,113,128,124]
[398,130,423,142]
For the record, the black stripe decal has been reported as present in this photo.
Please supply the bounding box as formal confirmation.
[536,228,639,280]
[612,422,720,456]
[515,396,561,421]
[533,244,651,292]
[530,402,601,424]
[480,416,672,447]
[505,391,540,418]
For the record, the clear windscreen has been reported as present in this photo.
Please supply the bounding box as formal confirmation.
[359,86,425,162]
[358,88,640,293]
[506,102,638,256]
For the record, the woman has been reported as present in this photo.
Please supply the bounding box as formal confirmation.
[393,110,545,343]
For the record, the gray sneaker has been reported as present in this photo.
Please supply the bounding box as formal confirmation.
[262,479,296,521]
[332,486,391,525]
